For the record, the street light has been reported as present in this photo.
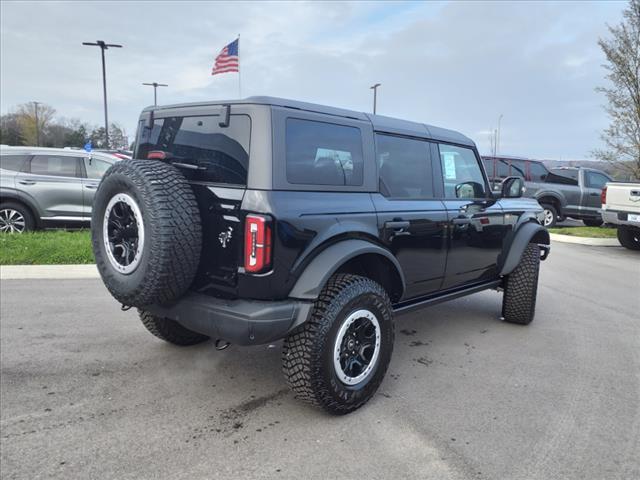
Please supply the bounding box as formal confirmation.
[82,40,122,148]
[142,82,168,106]
[32,101,41,147]
[370,83,381,114]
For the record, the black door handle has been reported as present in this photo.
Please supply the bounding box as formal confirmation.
[452,217,472,225]
[589,192,599,196]
[385,220,410,230]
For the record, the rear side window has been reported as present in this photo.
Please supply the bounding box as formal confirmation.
[30,155,79,177]
[136,115,251,186]
[586,171,609,189]
[0,154,28,172]
[376,134,433,199]
[286,118,364,186]
[529,162,548,182]
[548,168,579,186]
[438,144,486,198]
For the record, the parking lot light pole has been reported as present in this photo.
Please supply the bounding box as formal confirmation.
[82,40,122,148]
[497,114,503,156]
[370,83,381,114]
[32,101,40,147]
[142,82,168,106]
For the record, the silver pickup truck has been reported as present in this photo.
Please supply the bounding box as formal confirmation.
[601,182,640,250]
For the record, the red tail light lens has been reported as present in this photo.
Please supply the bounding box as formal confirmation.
[601,186,607,205]
[147,150,167,160]
[244,215,272,273]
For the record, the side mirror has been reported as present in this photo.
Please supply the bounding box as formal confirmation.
[501,176,524,198]
[455,181,485,199]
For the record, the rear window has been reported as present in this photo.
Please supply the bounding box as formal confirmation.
[286,118,364,186]
[0,154,28,172]
[136,114,251,186]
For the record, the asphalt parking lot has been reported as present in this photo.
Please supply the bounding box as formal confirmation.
[1,242,638,480]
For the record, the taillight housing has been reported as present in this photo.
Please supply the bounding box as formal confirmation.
[601,186,607,205]
[244,214,272,273]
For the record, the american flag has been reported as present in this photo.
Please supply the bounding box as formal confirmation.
[211,38,239,75]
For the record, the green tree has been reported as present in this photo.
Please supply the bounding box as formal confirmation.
[15,102,56,146]
[594,0,640,180]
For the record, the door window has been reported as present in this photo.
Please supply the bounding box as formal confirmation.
[509,159,527,179]
[0,154,29,172]
[29,155,80,177]
[84,157,113,179]
[376,134,433,199]
[438,144,486,198]
[586,171,609,189]
[285,118,364,186]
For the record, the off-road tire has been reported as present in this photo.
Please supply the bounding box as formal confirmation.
[541,203,558,228]
[282,274,394,415]
[0,201,36,232]
[583,218,603,227]
[502,243,540,325]
[617,226,640,250]
[92,160,202,307]
[138,310,209,346]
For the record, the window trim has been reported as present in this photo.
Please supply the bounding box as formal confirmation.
[374,132,436,201]
[435,142,491,200]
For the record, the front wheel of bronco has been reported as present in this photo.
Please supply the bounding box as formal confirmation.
[138,310,209,346]
[282,274,394,415]
[502,243,540,325]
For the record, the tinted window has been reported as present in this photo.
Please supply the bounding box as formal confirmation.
[548,168,579,186]
[586,171,609,189]
[84,157,113,179]
[439,144,486,198]
[376,134,432,199]
[30,155,79,177]
[286,118,363,186]
[529,162,548,182]
[496,159,510,179]
[482,158,495,179]
[0,154,28,172]
[136,115,250,185]
[509,159,527,178]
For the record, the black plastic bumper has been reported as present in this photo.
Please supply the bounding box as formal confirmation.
[145,293,313,346]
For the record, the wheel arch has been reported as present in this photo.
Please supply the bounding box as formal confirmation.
[0,194,40,228]
[498,221,550,276]
[536,193,564,214]
[288,239,406,303]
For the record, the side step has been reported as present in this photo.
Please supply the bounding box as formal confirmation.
[393,280,502,315]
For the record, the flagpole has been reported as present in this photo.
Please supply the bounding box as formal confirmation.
[237,34,242,98]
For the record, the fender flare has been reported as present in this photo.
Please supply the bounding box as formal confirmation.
[288,239,406,300]
[499,222,550,276]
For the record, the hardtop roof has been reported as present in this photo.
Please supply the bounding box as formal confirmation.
[143,96,475,147]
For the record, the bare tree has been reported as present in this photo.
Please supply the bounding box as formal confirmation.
[594,0,640,180]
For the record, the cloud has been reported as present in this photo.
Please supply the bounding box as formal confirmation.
[0,0,624,158]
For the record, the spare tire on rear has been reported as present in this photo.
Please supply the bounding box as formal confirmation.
[91,159,202,307]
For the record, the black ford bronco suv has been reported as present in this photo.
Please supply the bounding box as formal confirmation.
[91,97,550,415]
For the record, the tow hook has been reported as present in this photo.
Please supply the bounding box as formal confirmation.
[215,339,231,351]
[121,304,132,311]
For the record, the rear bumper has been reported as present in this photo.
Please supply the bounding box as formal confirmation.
[145,293,313,346]
[602,210,640,228]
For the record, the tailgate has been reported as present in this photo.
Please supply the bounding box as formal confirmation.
[606,183,640,213]
[191,184,245,292]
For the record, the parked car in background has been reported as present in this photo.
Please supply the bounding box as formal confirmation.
[601,182,640,250]
[482,156,612,227]
[0,146,120,233]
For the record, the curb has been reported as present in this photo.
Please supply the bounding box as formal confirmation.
[0,264,99,280]
[549,233,620,247]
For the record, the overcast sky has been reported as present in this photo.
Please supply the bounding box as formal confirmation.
[0,0,626,159]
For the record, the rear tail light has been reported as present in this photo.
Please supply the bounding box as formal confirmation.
[601,186,607,205]
[244,215,272,273]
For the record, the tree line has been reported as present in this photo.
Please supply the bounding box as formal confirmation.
[0,102,129,150]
